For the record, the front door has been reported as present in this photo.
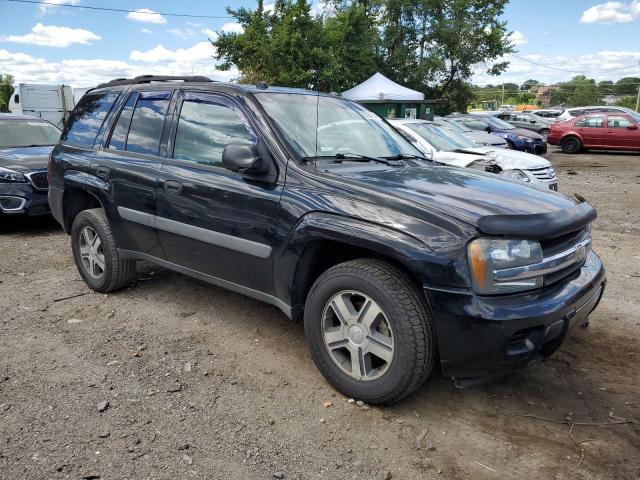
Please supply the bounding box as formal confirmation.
[605,114,640,149]
[156,90,283,294]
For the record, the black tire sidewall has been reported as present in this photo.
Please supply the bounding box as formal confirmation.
[562,137,580,154]
[71,211,113,291]
[304,268,423,402]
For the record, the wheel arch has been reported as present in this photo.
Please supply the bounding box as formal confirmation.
[276,212,445,323]
[61,171,111,234]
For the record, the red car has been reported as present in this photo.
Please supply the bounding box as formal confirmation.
[547,111,640,154]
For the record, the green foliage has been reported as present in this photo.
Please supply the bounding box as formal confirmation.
[615,95,637,110]
[520,79,540,91]
[213,0,514,113]
[613,77,640,95]
[0,74,14,113]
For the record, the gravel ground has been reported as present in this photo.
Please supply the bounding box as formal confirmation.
[0,148,639,480]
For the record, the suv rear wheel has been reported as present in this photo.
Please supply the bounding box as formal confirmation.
[304,259,435,405]
[71,208,136,292]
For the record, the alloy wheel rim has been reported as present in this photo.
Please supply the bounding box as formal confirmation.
[321,290,394,381]
[79,226,105,279]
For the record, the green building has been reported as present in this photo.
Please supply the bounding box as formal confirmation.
[342,72,436,121]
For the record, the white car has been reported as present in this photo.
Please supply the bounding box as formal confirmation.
[555,106,637,123]
[389,119,558,190]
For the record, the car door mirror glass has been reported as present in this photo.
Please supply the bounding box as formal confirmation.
[628,124,638,130]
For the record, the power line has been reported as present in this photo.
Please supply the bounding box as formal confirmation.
[2,0,233,19]
[508,53,640,76]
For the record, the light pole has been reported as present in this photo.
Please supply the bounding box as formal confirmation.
[636,61,640,112]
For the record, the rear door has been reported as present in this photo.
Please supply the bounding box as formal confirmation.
[92,89,175,257]
[156,90,283,293]
[605,114,639,149]
[574,115,605,148]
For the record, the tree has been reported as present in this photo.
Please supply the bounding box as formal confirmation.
[598,80,614,95]
[520,79,540,91]
[0,74,14,113]
[214,0,515,113]
[613,77,640,95]
[615,96,637,110]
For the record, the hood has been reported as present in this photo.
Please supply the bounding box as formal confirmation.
[433,148,550,170]
[465,130,507,146]
[453,147,551,170]
[337,164,573,227]
[0,145,53,172]
[499,128,543,140]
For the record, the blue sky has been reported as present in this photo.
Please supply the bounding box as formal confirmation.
[1,0,639,88]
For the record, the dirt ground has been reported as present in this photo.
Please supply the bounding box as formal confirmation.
[1,148,639,480]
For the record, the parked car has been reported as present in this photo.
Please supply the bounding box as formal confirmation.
[531,109,563,119]
[555,106,638,123]
[450,114,547,154]
[0,114,60,216]
[548,111,640,153]
[496,111,554,140]
[49,76,605,404]
[390,119,557,189]
[433,116,508,148]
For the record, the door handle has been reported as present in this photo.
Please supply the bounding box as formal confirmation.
[164,180,183,194]
[96,166,110,178]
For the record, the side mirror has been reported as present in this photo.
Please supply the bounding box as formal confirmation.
[627,124,638,130]
[485,126,492,133]
[222,143,271,176]
[530,119,537,124]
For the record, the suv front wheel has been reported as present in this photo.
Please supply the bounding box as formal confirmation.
[304,259,435,405]
[71,208,136,292]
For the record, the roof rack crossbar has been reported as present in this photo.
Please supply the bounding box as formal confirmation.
[95,75,214,89]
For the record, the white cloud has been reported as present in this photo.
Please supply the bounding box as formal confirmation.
[167,27,196,39]
[126,8,167,25]
[473,49,640,85]
[140,28,154,35]
[220,22,244,34]
[130,42,214,63]
[0,45,238,88]
[580,0,640,24]
[0,23,100,48]
[38,0,80,15]
[201,28,218,40]
[509,31,527,46]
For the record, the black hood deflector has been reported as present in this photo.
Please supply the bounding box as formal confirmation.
[477,202,596,239]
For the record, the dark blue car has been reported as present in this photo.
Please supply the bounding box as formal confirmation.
[450,114,547,155]
[0,114,60,217]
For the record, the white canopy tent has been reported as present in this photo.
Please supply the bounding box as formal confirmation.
[341,72,424,102]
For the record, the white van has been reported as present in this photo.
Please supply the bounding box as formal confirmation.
[8,84,75,130]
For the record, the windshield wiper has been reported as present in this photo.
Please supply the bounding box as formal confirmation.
[334,153,396,165]
[383,153,434,162]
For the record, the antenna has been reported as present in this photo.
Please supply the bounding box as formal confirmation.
[314,90,320,172]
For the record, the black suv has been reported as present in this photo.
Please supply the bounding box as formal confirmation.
[49,76,605,404]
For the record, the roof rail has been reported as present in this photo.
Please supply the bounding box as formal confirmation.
[95,75,214,89]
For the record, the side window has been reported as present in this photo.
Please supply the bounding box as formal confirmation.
[107,93,137,150]
[61,92,118,147]
[125,91,171,156]
[575,116,604,128]
[465,119,485,130]
[173,99,255,168]
[607,116,633,128]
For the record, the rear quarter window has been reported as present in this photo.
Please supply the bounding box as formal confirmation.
[61,92,119,147]
[124,91,171,156]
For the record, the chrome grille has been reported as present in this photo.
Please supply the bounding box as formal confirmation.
[527,167,557,182]
[25,171,49,190]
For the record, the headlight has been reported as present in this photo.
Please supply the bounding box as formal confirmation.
[468,238,543,294]
[501,169,530,182]
[0,167,27,183]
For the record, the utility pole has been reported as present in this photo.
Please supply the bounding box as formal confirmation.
[501,83,505,104]
[636,61,640,112]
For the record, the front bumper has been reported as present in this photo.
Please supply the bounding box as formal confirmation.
[0,183,50,216]
[424,251,605,383]
[525,140,547,155]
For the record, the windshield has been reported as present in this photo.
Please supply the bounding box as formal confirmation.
[255,93,420,159]
[485,116,515,130]
[435,118,471,133]
[0,120,61,148]
[406,123,476,151]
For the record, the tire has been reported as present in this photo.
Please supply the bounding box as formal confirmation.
[304,259,435,405]
[71,208,136,292]
[539,128,550,141]
[561,136,581,154]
